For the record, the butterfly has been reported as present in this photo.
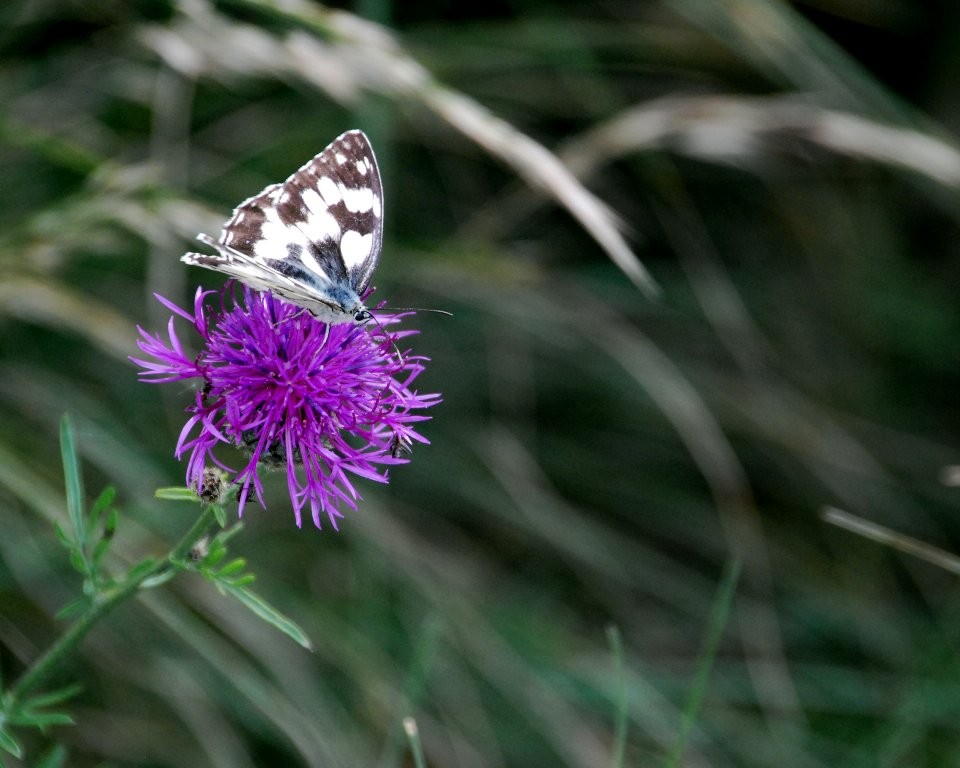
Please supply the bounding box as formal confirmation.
[182,129,383,325]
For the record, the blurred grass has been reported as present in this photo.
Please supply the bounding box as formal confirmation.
[1,0,960,766]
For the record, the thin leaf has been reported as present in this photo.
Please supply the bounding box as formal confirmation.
[154,486,201,501]
[125,558,160,582]
[88,486,116,531]
[21,712,74,729]
[91,538,111,571]
[0,727,21,758]
[52,521,72,550]
[203,543,227,568]
[139,570,177,589]
[103,507,118,538]
[606,624,628,768]
[54,598,88,621]
[220,584,313,651]
[24,684,82,709]
[213,558,247,578]
[67,550,87,578]
[223,573,256,588]
[34,744,68,768]
[664,555,742,768]
[59,415,84,545]
[210,523,244,546]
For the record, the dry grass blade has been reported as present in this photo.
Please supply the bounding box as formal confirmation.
[185,0,659,297]
[562,95,960,188]
[419,87,658,297]
[0,277,137,361]
[822,507,960,575]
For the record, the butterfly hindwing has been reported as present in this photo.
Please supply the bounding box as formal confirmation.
[182,130,384,323]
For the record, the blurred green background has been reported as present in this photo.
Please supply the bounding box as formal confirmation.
[2,0,960,765]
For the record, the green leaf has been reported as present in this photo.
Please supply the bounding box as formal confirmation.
[125,558,159,583]
[52,521,72,550]
[0,726,21,758]
[211,503,227,527]
[203,542,227,568]
[139,570,177,589]
[223,573,256,588]
[665,555,742,768]
[25,712,74,729]
[212,523,244,544]
[54,597,88,621]
[59,415,85,545]
[606,624,627,768]
[220,584,313,651]
[24,684,82,709]
[67,550,87,577]
[154,486,201,501]
[213,558,246,578]
[91,538,111,571]
[34,744,68,768]
[88,486,116,531]
[104,507,118,538]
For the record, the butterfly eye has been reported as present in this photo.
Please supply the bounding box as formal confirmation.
[355,309,371,324]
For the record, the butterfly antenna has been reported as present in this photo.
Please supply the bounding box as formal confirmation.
[385,307,453,316]
[363,311,405,365]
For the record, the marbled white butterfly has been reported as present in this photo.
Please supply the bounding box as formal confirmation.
[182,129,383,325]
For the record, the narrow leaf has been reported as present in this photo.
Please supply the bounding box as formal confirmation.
[22,712,74,729]
[139,570,177,589]
[52,521,72,550]
[213,558,247,578]
[606,624,628,768]
[59,415,85,544]
[88,486,116,531]
[154,487,201,502]
[665,555,742,768]
[25,683,83,708]
[54,597,88,621]
[34,744,68,768]
[125,558,160,583]
[92,538,111,570]
[0,727,22,758]
[67,550,87,577]
[104,507,118,538]
[221,584,313,650]
[224,573,256,588]
[203,543,227,568]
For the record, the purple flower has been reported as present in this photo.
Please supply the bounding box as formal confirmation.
[131,285,440,529]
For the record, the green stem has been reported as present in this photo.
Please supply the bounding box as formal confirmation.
[6,505,221,707]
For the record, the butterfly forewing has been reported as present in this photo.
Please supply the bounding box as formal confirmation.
[182,130,384,323]
[284,130,384,296]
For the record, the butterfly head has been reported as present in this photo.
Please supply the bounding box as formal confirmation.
[301,283,370,325]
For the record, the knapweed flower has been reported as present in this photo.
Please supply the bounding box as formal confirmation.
[131,285,440,528]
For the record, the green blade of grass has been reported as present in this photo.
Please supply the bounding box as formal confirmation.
[59,414,85,545]
[664,555,742,768]
[220,583,314,651]
[606,624,628,768]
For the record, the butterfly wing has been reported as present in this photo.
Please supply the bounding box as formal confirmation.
[182,130,384,315]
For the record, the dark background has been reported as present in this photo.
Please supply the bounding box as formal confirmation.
[1,1,959,766]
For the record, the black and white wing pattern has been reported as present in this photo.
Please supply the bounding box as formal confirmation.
[182,129,384,324]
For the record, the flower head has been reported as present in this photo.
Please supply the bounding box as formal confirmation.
[132,285,440,528]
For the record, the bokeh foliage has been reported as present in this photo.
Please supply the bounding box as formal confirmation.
[1,0,960,766]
